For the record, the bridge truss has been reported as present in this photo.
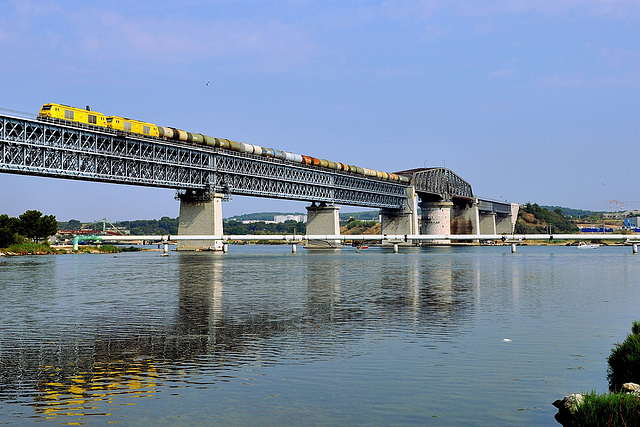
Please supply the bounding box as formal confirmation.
[398,167,474,201]
[0,112,407,209]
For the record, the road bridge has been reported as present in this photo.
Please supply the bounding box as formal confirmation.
[0,108,518,250]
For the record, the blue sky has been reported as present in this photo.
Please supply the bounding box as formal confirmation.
[1,0,639,221]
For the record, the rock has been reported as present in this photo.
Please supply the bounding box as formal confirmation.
[553,393,584,425]
[623,382,640,392]
[561,393,584,414]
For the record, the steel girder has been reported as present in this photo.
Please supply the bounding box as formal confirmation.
[477,199,512,214]
[412,167,473,201]
[0,113,406,209]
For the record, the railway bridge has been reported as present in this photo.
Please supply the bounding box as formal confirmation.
[0,109,517,250]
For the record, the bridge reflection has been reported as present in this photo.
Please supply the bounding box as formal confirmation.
[0,250,495,423]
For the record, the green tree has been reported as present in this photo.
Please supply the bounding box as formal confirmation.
[18,210,58,241]
[37,214,58,240]
[18,210,43,240]
[68,219,82,230]
[0,214,20,248]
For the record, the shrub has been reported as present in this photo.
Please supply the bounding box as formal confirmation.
[632,321,640,336]
[98,245,121,253]
[608,321,640,391]
[568,391,640,426]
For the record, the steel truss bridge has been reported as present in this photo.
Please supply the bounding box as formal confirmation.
[0,110,511,213]
[0,111,409,209]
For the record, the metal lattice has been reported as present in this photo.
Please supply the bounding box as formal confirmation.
[0,113,407,209]
[411,167,474,201]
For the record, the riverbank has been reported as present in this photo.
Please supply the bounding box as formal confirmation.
[0,243,145,256]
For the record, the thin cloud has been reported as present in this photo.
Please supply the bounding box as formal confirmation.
[71,11,320,71]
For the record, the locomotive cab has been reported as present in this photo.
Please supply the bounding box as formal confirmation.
[39,103,107,127]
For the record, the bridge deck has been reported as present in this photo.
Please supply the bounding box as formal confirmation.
[0,111,407,209]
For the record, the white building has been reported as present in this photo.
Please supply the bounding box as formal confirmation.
[274,214,307,223]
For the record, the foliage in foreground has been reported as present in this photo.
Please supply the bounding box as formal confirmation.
[608,321,640,391]
[558,321,640,425]
[566,392,640,426]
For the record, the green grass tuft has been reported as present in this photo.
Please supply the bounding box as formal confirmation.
[6,242,60,255]
[568,392,640,426]
[97,244,121,253]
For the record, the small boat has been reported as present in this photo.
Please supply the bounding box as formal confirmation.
[577,242,599,249]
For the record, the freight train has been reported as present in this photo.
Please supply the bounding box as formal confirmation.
[38,103,411,184]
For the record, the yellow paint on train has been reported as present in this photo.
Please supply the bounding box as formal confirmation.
[39,103,107,127]
[106,116,159,137]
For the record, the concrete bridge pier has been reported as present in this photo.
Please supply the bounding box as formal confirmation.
[177,191,224,251]
[496,203,520,234]
[451,199,480,235]
[479,212,497,235]
[380,186,419,247]
[305,203,342,249]
[478,203,519,235]
[419,200,454,244]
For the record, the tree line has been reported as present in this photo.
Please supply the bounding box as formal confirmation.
[515,203,579,234]
[223,220,306,235]
[58,217,179,235]
[0,210,58,248]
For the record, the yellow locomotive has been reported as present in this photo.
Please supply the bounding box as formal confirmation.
[39,103,159,137]
[106,116,159,137]
[39,103,107,127]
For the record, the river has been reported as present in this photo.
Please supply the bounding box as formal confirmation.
[0,245,638,425]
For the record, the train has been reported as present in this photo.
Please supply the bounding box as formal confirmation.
[38,103,411,184]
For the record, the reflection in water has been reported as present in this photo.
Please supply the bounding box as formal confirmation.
[2,246,635,424]
[34,359,158,421]
[1,249,483,423]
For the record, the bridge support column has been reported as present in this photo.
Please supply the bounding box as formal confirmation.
[305,203,342,249]
[177,193,224,251]
[479,212,497,235]
[380,186,419,247]
[495,203,520,234]
[420,200,454,244]
[451,198,480,235]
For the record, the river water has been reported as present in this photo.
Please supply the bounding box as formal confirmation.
[0,245,638,425]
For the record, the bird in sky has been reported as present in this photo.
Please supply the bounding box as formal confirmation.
[206,81,210,86]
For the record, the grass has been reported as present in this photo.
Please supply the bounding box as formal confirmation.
[568,392,640,426]
[6,242,62,255]
[74,244,123,253]
[97,244,120,253]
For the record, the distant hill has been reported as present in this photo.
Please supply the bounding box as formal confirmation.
[339,211,379,221]
[540,206,596,218]
[517,203,579,233]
